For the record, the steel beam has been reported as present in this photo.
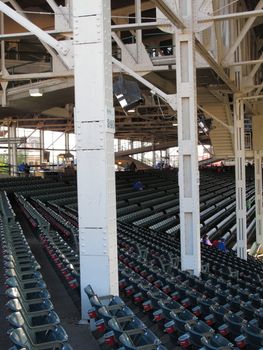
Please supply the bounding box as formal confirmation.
[73,0,118,321]
[152,0,186,29]
[0,2,68,56]
[112,57,177,109]
[176,1,200,276]
[254,150,263,244]
[222,0,263,65]
[199,9,263,23]
[195,39,238,92]
[112,21,167,31]
[234,96,247,260]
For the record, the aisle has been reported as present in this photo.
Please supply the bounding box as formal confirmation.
[11,196,100,350]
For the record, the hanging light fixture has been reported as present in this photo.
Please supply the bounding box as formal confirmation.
[29,88,43,97]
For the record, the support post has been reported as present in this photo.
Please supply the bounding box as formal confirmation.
[176,1,201,276]
[254,150,263,243]
[135,0,142,63]
[73,0,118,320]
[39,129,44,165]
[8,124,17,177]
[65,132,70,153]
[234,96,247,259]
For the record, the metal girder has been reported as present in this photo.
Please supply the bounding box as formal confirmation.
[222,0,263,65]
[1,71,73,81]
[248,52,263,80]
[198,105,233,132]
[45,0,59,12]
[199,9,263,23]
[152,0,186,29]
[0,2,68,55]
[0,1,73,70]
[195,39,238,92]
[0,30,71,40]
[112,21,169,31]
[225,59,263,67]
[115,141,176,157]
[112,57,177,110]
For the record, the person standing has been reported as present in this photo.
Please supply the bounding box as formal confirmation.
[129,161,137,172]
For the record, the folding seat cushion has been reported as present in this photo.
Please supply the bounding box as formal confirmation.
[6,287,50,303]
[5,277,46,292]
[9,325,68,349]
[200,333,234,349]
[7,310,60,330]
[6,298,54,317]
[182,320,214,347]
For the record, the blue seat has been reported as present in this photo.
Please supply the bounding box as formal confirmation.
[9,325,68,350]
[205,304,230,328]
[237,319,263,349]
[7,310,60,331]
[218,311,246,340]
[200,333,236,349]
[107,315,146,339]
[165,309,198,335]
[119,329,166,350]
[180,320,214,348]
[6,298,54,317]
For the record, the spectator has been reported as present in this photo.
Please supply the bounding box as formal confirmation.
[129,161,137,172]
[212,239,219,248]
[24,163,30,177]
[18,162,25,176]
[201,234,212,246]
[133,181,143,191]
[217,238,227,252]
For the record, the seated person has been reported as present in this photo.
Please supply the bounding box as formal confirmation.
[132,181,144,191]
[201,234,212,246]
[217,238,227,252]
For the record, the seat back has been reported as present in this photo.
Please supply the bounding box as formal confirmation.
[9,327,31,348]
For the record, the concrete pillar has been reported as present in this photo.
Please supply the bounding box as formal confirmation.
[73,0,118,320]
[234,96,247,260]
[176,0,201,275]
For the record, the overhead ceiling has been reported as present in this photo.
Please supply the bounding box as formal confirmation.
[0,0,260,147]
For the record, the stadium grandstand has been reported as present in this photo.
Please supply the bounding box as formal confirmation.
[0,1,263,349]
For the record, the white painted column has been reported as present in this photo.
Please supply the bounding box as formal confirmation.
[73,0,118,319]
[118,139,121,152]
[234,96,247,259]
[254,150,263,243]
[152,137,156,167]
[65,132,70,153]
[176,1,200,275]
[135,0,142,62]
[141,142,145,163]
[39,129,44,164]
[9,124,17,177]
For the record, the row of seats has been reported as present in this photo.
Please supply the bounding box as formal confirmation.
[117,223,263,349]
[85,284,167,349]
[0,192,73,350]
[15,194,79,290]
